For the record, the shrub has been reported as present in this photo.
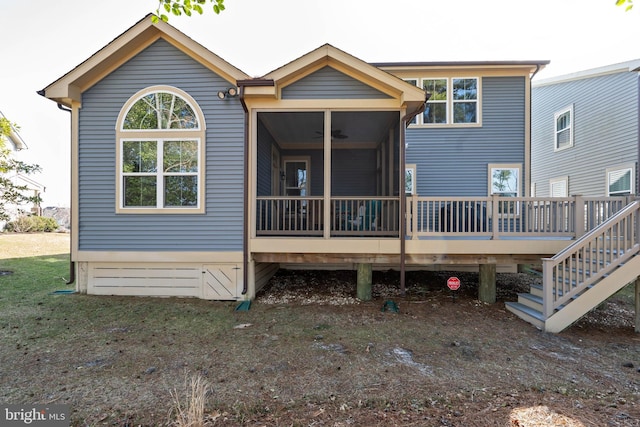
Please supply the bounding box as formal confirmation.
[4,215,59,233]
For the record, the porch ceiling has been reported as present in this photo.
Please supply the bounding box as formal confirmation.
[259,111,398,146]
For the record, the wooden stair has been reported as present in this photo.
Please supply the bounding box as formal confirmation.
[506,255,640,332]
[505,200,640,333]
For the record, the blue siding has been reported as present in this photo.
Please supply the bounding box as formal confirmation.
[532,72,639,197]
[78,39,245,251]
[406,77,526,196]
[282,66,392,99]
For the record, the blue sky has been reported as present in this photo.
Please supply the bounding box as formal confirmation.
[1,0,638,206]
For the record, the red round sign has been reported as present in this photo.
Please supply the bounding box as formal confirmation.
[447,277,461,291]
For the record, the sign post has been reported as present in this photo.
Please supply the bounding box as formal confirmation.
[447,276,461,302]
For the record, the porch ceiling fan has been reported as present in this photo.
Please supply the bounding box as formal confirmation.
[314,129,348,139]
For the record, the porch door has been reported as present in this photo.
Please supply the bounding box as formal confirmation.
[283,159,308,198]
[283,159,309,228]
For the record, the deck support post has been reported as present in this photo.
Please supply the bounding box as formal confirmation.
[357,263,372,301]
[635,276,640,333]
[478,264,496,303]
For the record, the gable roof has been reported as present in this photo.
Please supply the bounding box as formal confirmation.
[261,44,427,107]
[0,110,27,150]
[533,58,640,87]
[40,14,250,107]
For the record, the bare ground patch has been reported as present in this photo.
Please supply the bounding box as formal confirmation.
[1,239,639,426]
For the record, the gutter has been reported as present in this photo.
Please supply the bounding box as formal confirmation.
[37,90,76,286]
[236,79,275,295]
[399,93,429,294]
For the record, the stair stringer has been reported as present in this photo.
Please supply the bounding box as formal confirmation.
[544,254,640,333]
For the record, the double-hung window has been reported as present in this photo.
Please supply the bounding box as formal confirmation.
[554,105,573,151]
[422,78,448,124]
[116,86,205,213]
[410,77,479,126]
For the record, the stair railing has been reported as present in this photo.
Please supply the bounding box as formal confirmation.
[542,200,640,318]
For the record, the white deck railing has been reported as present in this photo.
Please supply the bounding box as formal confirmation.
[541,200,640,318]
[256,195,633,239]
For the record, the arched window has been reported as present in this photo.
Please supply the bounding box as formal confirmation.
[116,86,205,213]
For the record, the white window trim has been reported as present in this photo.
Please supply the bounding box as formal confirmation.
[451,77,480,125]
[554,104,574,152]
[605,163,635,196]
[115,86,206,214]
[549,176,568,197]
[405,164,416,195]
[409,77,481,127]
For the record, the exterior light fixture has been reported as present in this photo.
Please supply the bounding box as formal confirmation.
[217,87,238,99]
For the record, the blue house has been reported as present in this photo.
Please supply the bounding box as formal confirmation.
[40,16,640,333]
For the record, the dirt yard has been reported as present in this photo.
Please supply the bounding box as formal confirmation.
[1,234,639,426]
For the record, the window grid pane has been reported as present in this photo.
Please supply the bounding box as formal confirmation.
[453,102,477,124]
[164,140,199,173]
[123,176,157,207]
[164,175,198,207]
[491,168,519,196]
[123,141,157,173]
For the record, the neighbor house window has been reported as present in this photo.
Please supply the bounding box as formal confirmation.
[554,105,573,151]
[550,176,568,197]
[116,86,205,213]
[418,77,479,126]
[606,165,634,196]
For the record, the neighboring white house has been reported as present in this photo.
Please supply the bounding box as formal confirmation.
[0,110,45,229]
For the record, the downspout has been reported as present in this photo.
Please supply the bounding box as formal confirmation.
[238,85,249,295]
[399,93,429,294]
[236,78,275,295]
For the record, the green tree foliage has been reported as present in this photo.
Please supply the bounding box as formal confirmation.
[616,0,634,11]
[0,117,42,222]
[4,215,58,233]
[153,0,225,23]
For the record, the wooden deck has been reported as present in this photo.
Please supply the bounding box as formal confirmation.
[252,195,632,265]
